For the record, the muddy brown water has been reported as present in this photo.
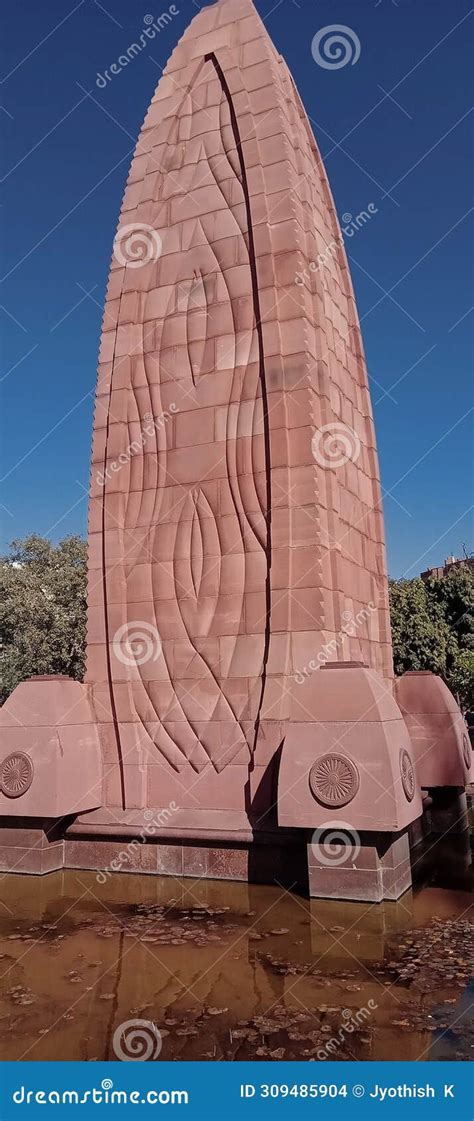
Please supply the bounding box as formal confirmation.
[0,836,472,1062]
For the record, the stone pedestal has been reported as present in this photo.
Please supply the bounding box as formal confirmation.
[409,802,432,848]
[307,830,411,903]
[63,810,308,888]
[395,672,474,788]
[428,788,469,836]
[0,821,64,875]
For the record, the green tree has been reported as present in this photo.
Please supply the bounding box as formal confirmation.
[389,577,450,677]
[389,566,474,711]
[0,535,87,704]
[448,650,474,711]
[425,567,474,654]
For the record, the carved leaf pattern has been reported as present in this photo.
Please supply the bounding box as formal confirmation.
[110,58,268,772]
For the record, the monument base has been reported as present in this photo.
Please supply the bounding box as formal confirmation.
[307,830,411,903]
[62,835,307,890]
[0,815,411,903]
[0,808,307,890]
[428,787,470,836]
[0,674,469,902]
[0,819,64,875]
[0,799,465,902]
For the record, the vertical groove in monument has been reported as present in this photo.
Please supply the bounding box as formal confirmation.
[89,43,265,804]
[99,270,127,811]
[204,52,272,769]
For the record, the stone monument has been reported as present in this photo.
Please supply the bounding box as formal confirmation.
[1,0,472,899]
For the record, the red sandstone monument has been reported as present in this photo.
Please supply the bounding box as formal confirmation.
[1,0,472,899]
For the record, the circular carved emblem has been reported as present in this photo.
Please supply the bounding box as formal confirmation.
[309,753,359,808]
[462,734,471,769]
[0,753,34,799]
[399,749,415,802]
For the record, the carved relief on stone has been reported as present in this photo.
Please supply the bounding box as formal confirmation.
[95,52,271,783]
[0,752,34,798]
[399,748,416,802]
[309,753,360,808]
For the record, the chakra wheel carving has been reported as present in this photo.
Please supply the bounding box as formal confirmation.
[399,749,415,802]
[462,734,471,769]
[309,753,360,808]
[0,753,34,799]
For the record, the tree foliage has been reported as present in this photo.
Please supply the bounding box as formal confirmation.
[389,566,474,711]
[0,535,87,704]
[389,577,449,676]
[1,535,473,713]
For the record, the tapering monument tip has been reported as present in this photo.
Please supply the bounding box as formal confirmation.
[199,0,258,7]
[190,0,261,23]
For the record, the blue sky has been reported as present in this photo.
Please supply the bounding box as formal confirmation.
[1,0,473,576]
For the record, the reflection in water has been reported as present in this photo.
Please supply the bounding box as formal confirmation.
[0,836,472,1062]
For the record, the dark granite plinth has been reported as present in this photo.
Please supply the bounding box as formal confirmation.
[409,809,432,848]
[63,838,249,881]
[62,834,307,889]
[429,788,469,835]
